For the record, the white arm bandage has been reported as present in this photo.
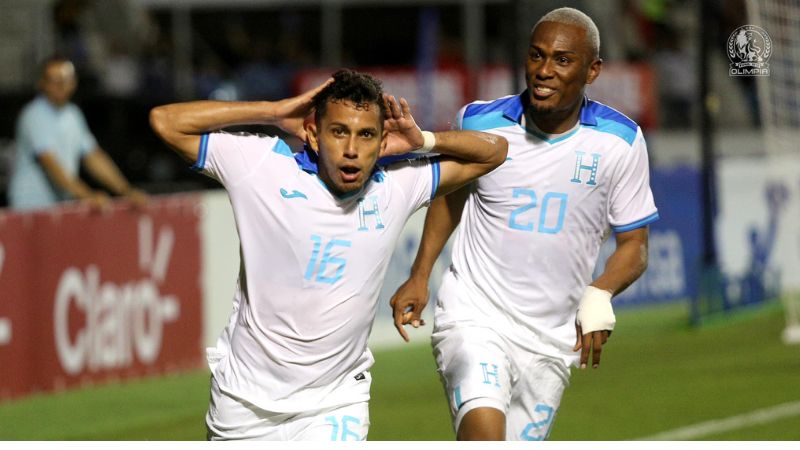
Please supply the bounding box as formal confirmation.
[415,130,436,153]
[576,286,615,334]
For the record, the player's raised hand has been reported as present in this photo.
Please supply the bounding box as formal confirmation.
[389,275,429,342]
[381,95,425,157]
[273,78,333,141]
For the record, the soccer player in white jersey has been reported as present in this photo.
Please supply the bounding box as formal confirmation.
[389,7,659,440]
[149,69,507,440]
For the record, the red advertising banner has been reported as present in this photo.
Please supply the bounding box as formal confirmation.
[0,195,204,401]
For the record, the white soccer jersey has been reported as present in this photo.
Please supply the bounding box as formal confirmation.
[437,94,658,366]
[195,131,439,413]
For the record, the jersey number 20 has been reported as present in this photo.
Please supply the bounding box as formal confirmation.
[508,188,568,234]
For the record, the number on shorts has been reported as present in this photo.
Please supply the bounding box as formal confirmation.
[520,403,555,441]
[325,415,362,441]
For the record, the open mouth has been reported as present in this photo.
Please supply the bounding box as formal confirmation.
[532,85,557,99]
[340,166,361,183]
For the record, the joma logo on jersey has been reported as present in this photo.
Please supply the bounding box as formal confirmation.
[570,151,601,186]
[357,195,385,231]
[280,188,307,200]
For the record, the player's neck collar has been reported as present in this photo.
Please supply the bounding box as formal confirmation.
[294,143,320,174]
[294,144,376,200]
[577,96,599,126]
[522,113,581,140]
[513,92,596,127]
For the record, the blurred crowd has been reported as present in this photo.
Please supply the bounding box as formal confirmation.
[0,0,763,208]
[52,0,318,104]
[48,0,759,123]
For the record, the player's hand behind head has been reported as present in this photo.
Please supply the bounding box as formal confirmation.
[274,78,333,142]
[381,95,425,157]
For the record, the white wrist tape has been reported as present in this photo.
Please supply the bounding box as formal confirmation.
[576,286,615,334]
[416,130,436,153]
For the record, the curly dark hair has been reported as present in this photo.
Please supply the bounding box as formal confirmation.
[313,69,387,124]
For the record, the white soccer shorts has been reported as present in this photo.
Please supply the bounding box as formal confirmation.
[206,373,371,441]
[432,323,570,440]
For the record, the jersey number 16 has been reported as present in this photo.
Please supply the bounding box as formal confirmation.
[304,235,352,284]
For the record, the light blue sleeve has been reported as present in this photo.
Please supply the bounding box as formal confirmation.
[20,107,57,156]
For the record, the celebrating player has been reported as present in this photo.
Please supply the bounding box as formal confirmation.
[389,7,659,440]
[149,69,507,440]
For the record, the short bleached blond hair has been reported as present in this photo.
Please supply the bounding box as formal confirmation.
[532,7,600,59]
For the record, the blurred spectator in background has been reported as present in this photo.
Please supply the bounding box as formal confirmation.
[53,0,101,98]
[652,23,696,128]
[235,37,293,101]
[7,57,148,211]
[140,19,175,101]
[54,0,154,101]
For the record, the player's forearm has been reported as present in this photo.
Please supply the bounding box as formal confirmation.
[592,233,648,296]
[430,130,507,168]
[150,100,276,137]
[150,100,283,163]
[410,186,468,279]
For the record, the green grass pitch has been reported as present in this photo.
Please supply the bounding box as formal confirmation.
[1,302,798,440]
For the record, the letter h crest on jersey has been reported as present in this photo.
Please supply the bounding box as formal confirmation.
[357,195,385,231]
[570,151,601,186]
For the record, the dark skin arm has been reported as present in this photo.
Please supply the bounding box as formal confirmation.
[384,97,507,342]
[389,185,470,342]
[381,96,507,196]
[574,226,649,368]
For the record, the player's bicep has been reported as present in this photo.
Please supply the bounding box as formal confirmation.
[160,130,202,164]
[149,106,202,164]
[434,156,490,198]
[613,226,650,269]
[615,226,648,249]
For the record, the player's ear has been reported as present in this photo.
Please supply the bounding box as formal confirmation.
[380,128,388,154]
[586,58,602,85]
[306,121,320,152]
